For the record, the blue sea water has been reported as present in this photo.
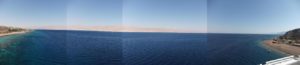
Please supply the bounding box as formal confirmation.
[0,30,285,65]
[16,30,122,65]
[206,33,284,65]
[123,32,206,65]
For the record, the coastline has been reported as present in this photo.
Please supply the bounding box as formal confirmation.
[262,40,300,56]
[0,31,28,37]
[0,31,29,48]
[0,30,29,65]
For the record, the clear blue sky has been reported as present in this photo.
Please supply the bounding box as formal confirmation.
[209,0,300,34]
[67,0,123,26]
[123,0,206,32]
[0,0,68,26]
[3,0,299,33]
[0,0,206,32]
[0,0,123,27]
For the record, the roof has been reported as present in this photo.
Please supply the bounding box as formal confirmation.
[262,55,300,65]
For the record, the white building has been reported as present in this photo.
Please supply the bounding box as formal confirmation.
[261,55,300,65]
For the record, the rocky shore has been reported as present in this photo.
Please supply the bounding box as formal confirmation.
[263,28,300,55]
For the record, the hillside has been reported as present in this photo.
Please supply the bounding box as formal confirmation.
[275,28,300,46]
[0,26,27,34]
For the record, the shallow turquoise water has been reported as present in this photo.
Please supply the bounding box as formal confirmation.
[0,34,27,65]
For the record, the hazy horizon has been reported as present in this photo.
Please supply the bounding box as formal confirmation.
[0,0,206,33]
[1,0,300,34]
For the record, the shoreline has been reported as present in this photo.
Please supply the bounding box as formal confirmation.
[0,31,29,37]
[0,31,29,48]
[262,40,300,56]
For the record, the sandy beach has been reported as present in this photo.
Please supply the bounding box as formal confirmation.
[262,40,300,55]
[0,31,28,37]
[0,31,28,48]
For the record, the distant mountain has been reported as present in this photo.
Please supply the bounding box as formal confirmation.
[277,28,300,44]
[282,28,300,40]
[33,25,202,33]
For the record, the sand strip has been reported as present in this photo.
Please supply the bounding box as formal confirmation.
[0,31,29,48]
[0,31,28,37]
[263,40,300,55]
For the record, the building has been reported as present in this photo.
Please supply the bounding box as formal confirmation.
[261,55,300,65]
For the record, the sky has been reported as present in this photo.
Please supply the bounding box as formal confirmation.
[0,0,206,33]
[67,0,123,26]
[123,0,206,32]
[0,0,123,27]
[0,0,68,27]
[209,0,300,34]
[2,0,300,34]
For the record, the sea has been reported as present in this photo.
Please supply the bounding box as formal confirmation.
[0,30,285,65]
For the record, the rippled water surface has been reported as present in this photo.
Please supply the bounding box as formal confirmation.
[0,30,285,65]
[206,34,284,65]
